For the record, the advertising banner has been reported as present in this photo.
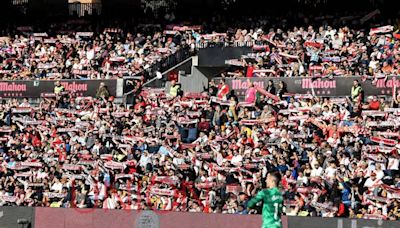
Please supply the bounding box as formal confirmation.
[215,76,400,98]
[33,208,400,228]
[0,206,35,228]
[287,216,399,228]
[0,80,117,98]
[34,208,262,228]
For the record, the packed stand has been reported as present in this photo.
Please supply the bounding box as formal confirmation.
[0,79,398,220]
[0,27,192,80]
[2,20,399,81]
[217,25,400,79]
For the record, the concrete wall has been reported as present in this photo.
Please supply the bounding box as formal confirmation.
[0,206,35,228]
[34,208,263,228]
[0,207,399,228]
[178,67,209,93]
[198,47,252,67]
[164,57,210,94]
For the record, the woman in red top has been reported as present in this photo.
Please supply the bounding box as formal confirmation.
[133,97,146,112]
[368,96,380,110]
[246,63,255,77]
[32,132,42,148]
[217,79,230,100]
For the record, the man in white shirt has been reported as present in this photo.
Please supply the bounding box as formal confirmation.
[387,153,399,177]
[193,132,208,145]
[311,163,324,177]
[324,161,337,180]
[103,191,118,209]
[331,34,343,49]
[69,131,79,143]
[19,98,30,108]
[325,26,336,39]
[139,151,152,169]
[364,172,381,191]
[374,164,385,180]
[231,152,243,166]
[172,153,185,166]
[51,178,63,193]
[86,47,95,61]
[91,140,101,156]
[296,171,308,186]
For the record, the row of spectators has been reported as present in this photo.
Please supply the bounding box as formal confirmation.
[0,79,399,220]
[221,25,400,79]
[1,19,399,81]
[0,28,192,80]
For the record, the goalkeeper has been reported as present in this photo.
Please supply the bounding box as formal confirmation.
[247,172,284,228]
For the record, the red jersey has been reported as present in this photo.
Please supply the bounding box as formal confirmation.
[217,84,230,99]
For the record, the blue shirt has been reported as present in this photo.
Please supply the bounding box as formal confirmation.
[341,183,351,204]
[65,143,71,154]
[103,172,111,187]
[135,144,147,152]
[277,165,288,173]
[187,127,198,140]
[8,161,16,168]
[158,146,170,156]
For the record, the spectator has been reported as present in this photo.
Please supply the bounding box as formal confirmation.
[266,80,276,95]
[217,79,230,100]
[169,80,182,98]
[54,81,65,95]
[245,82,257,103]
[0,15,398,222]
[351,80,363,103]
[96,82,110,99]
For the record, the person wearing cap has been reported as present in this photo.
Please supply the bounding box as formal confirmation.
[365,96,380,110]
[364,172,381,192]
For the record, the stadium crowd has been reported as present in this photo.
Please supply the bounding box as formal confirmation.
[0,77,399,221]
[1,20,399,81]
[0,10,399,221]
[220,25,400,79]
[0,28,192,80]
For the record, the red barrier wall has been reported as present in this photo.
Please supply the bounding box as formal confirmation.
[34,208,266,228]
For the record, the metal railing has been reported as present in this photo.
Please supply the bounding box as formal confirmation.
[137,46,192,81]
[12,0,28,5]
[68,3,102,17]
[195,41,255,49]
[123,46,193,104]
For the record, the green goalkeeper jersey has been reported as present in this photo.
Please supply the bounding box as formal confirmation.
[248,187,283,228]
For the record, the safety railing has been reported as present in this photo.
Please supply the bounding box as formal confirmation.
[68,3,102,17]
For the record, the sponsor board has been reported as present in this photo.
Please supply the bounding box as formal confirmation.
[136,211,160,228]
[0,80,117,98]
[0,206,35,228]
[216,76,400,98]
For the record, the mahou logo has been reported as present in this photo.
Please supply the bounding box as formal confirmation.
[301,78,336,89]
[231,79,265,90]
[0,82,27,91]
[60,82,88,92]
[375,77,400,88]
[136,211,160,228]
